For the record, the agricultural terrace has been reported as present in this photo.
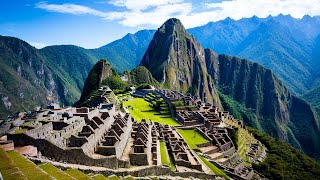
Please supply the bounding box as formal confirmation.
[160,141,176,171]
[197,154,229,179]
[122,97,180,126]
[177,129,209,150]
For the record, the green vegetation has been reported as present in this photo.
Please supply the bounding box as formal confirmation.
[0,148,27,180]
[123,97,180,126]
[130,66,160,87]
[215,54,320,159]
[101,69,128,91]
[248,127,320,180]
[136,83,153,90]
[197,154,228,179]
[160,141,170,166]
[15,128,28,134]
[108,175,120,180]
[160,140,176,171]
[168,154,176,171]
[218,90,261,130]
[65,168,93,180]
[6,151,52,180]
[39,163,75,180]
[177,129,209,150]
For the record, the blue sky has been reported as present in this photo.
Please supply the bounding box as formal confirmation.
[1,0,319,49]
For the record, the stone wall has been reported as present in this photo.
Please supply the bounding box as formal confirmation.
[129,153,148,166]
[0,124,11,136]
[115,117,132,159]
[29,158,219,180]
[49,118,85,148]
[26,122,53,139]
[8,133,121,168]
[82,115,115,156]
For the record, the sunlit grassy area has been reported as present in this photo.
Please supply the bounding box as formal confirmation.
[0,148,27,179]
[160,141,169,166]
[65,168,93,180]
[177,129,209,150]
[6,151,52,180]
[197,154,229,179]
[108,175,120,180]
[123,97,180,126]
[39,163,75,180]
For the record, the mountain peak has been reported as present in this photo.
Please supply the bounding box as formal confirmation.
[163,18,183,27]
[140,19,220,106]
[158,18,186,34]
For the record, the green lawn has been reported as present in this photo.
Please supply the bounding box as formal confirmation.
[160,141,170,166]
[123,97,180,126]
[39,163,75,180]
[159,141,176,171]
[0,148,27,180]
[6,151,52,180]
[177,129,209,150]
[197,155,229,179]
[65,168,93,180]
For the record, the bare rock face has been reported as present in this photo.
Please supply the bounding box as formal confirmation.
[140,18,220,106]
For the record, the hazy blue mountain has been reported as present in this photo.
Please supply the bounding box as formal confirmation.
[91,30,155,72]
[189,15,320,95]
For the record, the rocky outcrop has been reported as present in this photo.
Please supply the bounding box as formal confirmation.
[78,59,113,104]
[140,18,220,106]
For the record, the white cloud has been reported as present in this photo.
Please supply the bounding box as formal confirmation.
[35,0,320,28]
[35,1,110,17]
[108,0,184,11]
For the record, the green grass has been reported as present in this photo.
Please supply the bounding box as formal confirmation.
[93,174,108,180]
[168,154,176,171]
[0,148,27,180]
[15,128,28,134]
[177,129,209,150]
[123,97,180,126]
[39,163,75,180]
[236,128,251,166]
[65,168,93,180]
[160,141,170,166]
[108,175,120,180]
[6,150,52,180]
[197,155,229,179]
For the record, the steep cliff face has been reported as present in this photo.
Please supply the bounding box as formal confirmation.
[205,49,320,158]
[140,18,220,105]
[78,59,113,104]
[0,36,61,116]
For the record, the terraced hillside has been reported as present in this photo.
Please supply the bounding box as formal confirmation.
[0,149,124,180]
